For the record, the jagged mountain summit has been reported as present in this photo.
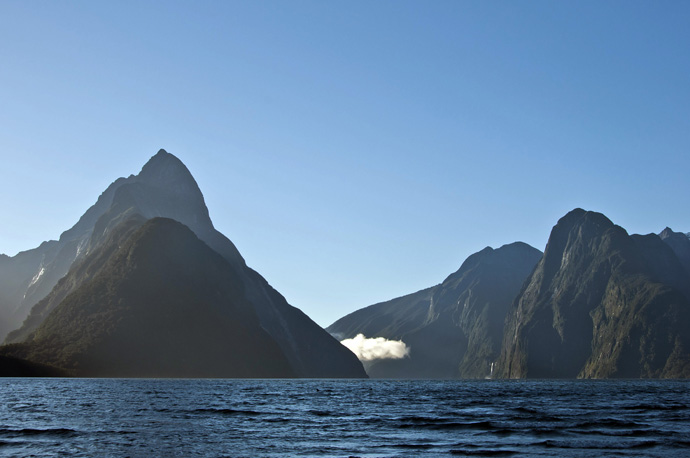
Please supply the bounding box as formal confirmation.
[497,209,690,379]
[327,242,543,378]
[0,150,366,378]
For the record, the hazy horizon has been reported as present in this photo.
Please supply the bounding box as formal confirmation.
[1,1,688,326]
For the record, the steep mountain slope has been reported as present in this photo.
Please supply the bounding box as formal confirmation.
[6,214,148,344]
[497,209,690,379]
[328,242,542,378]
[1,218,294,377]
[2,150,366,378]
[0,175,135,341]
[0,240,80,342]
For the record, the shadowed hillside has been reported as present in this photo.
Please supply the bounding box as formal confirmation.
[1,218,294,377]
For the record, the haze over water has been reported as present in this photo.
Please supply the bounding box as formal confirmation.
[1,379,689,457]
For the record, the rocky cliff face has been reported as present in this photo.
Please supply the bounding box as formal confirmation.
[1,150,366,378]
[328,242,542,378]
[0,239,82,342]
[497,209,690,379]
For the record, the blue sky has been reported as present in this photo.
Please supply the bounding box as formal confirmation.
[1,1,688,326]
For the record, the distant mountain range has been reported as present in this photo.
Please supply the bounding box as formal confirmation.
[330,209,690,379]
[2,150,688,379]
[0,150,366,378]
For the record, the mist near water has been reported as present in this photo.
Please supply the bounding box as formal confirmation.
[340,334,409,361]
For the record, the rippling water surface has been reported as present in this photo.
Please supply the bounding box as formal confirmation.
[0,378,689,457]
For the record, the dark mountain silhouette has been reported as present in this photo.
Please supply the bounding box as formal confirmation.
[1,150,366,378]
[327,242,542,378]
[1,218,294,377]
[497,209,690,379]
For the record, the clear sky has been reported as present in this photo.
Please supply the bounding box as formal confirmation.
[1,1,689,327]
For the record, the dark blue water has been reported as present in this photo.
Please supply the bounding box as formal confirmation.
[0,379,688,457]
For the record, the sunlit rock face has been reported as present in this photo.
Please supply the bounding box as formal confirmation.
[497,209,690,379]
[328,242,542,379]
[1,150,366,378]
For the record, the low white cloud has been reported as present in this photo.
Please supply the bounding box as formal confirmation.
[340,334,410,361]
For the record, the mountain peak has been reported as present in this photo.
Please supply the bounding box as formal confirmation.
[133,149,206,204]
[660,227,676,239]
[658,226,690,276]
[565,207,587,217]
[141,148,177,170]
[497,241,542,255]
[139,149,190,179]
[546,209,619,259]
[557,208,613,230]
